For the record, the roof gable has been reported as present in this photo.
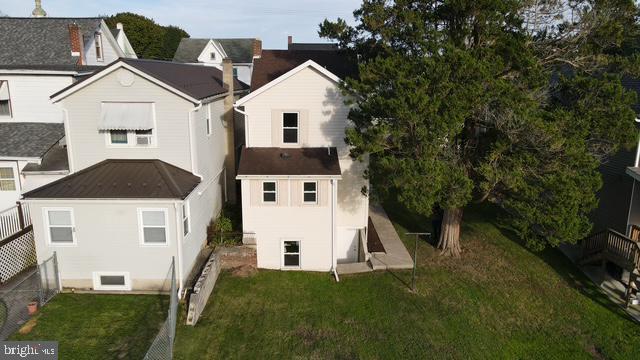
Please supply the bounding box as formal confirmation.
[173,38,256,64]
[235,60,342,106]
[51,59,249,103]
[196,40,227,64]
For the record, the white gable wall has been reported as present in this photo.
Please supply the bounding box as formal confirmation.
[60,68,195,172]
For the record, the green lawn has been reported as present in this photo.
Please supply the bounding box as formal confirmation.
[173,203,640,359]
[11,294,166,360]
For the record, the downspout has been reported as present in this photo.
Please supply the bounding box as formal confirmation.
[234,106,249,148]
[174,202,185,297]
[331,178,339,282]
[188,103,203,179]
[635,130,640,167]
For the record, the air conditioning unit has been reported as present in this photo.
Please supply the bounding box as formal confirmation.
[136,134,152,146]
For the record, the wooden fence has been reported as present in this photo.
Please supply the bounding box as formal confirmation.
[186,252,221,326]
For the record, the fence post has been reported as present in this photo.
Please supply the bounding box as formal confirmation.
[52,252,61,291]
[16,202,25,230]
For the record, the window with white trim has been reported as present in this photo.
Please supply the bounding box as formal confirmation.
[109,130,128,145]
[93,272,131,291]
[0,167,16,191]
[0,80,11,117]
[283,240,300,268]
[45,209,75,245]
[139,209,168,245]
[303,181,317,204]
[182,202,190,236]
[95,34,104,61]
[210,52,216,60]
[282,112,299,144]
[262,181,277,203]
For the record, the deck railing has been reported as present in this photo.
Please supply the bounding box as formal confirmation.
[582,228,640,271]
[0,203,31,241]
[629,224,640,242]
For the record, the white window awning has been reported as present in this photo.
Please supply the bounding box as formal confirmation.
[99,102,154,130]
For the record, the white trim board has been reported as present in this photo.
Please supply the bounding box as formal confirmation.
[234,60,342,106]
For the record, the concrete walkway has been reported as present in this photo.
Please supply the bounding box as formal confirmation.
[336,204,414,275]
[559,244,640,322]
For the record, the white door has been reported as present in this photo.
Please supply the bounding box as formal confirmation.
[0,161,20,211]
[336,227,359,264]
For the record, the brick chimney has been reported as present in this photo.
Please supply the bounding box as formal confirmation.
[68,23,85,65]
[252,39,262,59]
[222,58,237,203]
[288,35,293,45]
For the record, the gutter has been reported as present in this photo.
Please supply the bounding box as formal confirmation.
[188,103,203,179]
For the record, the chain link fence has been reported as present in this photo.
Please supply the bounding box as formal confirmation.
[0,252,60,340]
[144,257,178,360]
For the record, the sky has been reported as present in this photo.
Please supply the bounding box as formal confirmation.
[0,0,361,49]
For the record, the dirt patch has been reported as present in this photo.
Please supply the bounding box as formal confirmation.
[18,315,39,335]
[293,325,337,347]
[586,344,605,360]
[229,264,257,278]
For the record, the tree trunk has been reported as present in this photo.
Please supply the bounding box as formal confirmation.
[437,208,463,257]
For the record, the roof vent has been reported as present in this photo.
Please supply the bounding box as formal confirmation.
[280,152,291,160]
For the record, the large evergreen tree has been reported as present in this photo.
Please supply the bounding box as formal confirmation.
[105,12,189,60]
[320,0,640,256]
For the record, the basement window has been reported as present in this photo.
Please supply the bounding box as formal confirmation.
[93,272,131,291]
[282,240,300,268]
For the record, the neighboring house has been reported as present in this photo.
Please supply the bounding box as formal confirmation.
[172,38,261,85]
[590,78,640,238]
[21,58,247,294]
[234,49,369,272]
[0,12,137,210]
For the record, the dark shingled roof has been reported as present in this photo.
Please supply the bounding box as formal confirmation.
[23,159,200,199]
[288,43,339,51]
[173,38,256,63]
[22,146,69,173]
[251,49,358,91]
[52,58,249,101]
[0,18,103,67]
[237,147,341,176]
[0,123,65,158]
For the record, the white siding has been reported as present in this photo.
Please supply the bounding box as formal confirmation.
[60,68,195,172]
[242,67,350,157]
[83,28,121,66]
[239,66,369,269]
[241,179,333,271]
[0,75,72,123]
[21,173,67,193]
[29,200,179,290]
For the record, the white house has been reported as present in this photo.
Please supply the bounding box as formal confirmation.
[234,49,368,272]
[173,38,261,86]
[0,9,137,210]
[22,58,247,294]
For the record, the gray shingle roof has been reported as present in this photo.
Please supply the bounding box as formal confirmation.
[0,18,103,67]
[0,123,65,158]
[173,38,255,63]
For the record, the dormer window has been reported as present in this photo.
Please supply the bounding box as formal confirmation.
[95,34,104,61]
[210,52,216,60]
[282,112,299,144]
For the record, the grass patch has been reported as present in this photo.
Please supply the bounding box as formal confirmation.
[11,294,166,360]
[174,202,640,359]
